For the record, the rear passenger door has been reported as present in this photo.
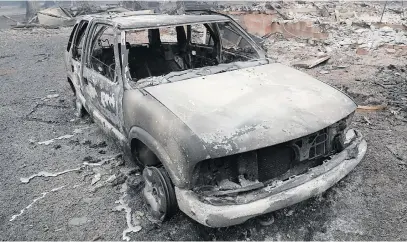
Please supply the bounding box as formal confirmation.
[65,23,77,73]
[82,22,123,132]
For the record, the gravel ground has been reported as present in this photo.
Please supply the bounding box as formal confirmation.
[0,24,406,241]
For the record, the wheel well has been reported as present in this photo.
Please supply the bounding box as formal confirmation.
[67,77,76,95]
[131,138,162,167]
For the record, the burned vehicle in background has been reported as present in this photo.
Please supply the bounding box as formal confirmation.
[64,11,367,227]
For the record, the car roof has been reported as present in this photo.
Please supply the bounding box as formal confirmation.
[108,14,229,29]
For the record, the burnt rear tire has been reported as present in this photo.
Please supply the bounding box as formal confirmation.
[142,166,178,221]
[72,93,86,118]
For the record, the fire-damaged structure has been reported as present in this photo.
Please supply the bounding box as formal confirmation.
[64,11,367,227]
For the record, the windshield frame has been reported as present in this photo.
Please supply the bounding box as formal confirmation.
[120,19,267,87]
[217,19,266,59]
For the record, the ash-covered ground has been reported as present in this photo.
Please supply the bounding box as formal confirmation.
[1,3,407,240]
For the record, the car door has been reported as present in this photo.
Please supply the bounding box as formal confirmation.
[69,20,89,91]
[82,22,123,134]
[65,22,78,74]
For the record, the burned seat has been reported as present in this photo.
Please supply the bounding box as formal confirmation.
[146,29,169,76]
[175,26,190,69]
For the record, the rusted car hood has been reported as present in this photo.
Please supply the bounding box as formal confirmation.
[145,63,357,158]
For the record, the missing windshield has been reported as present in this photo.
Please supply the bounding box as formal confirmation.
[124,21,261,81]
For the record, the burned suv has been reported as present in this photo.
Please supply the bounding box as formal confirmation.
[64,11,367,227]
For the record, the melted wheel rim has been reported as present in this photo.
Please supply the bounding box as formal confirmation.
[142,167,169,221]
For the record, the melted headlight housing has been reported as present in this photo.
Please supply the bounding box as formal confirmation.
[333,112,355,151]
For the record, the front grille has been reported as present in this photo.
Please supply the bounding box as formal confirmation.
[292,129,329,162]
[257,144,294,182]
[257,129,330,182]
[193,127,338,187]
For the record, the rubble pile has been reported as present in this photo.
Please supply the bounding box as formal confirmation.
[373,65,407,113]
[334,25,407,47]
[217,2,273,12]
[219,2,405,44]
[242,1,406,61]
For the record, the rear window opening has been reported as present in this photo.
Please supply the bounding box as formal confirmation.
[124,21,261,81]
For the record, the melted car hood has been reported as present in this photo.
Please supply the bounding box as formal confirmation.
[145,63,357,158]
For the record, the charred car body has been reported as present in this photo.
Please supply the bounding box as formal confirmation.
[64,11,367,227]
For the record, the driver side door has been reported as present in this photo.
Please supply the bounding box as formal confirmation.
[82,22,123,133]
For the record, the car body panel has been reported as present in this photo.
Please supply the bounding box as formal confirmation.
[123,89,210,188]
[145,63,357,158]
[80,19,125,132]
[64,13,366,227]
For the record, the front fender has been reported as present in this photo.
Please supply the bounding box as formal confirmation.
[124,89,210,189]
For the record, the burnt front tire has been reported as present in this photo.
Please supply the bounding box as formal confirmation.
[142,166,178,221]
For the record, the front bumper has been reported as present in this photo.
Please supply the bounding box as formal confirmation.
[175,129,367,227]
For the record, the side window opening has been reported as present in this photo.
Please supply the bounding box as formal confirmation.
[88,24,116,82]
[72,21,88,61]
[125,26,189,80]
[67,23,78,52]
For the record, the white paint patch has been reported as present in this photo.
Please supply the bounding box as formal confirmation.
[20,168,81,183]
[100,91,115,109]
[83,154,121,167]
[87,84,98,99]
[46,94,59,99]
[213,143,233,152]
[114,183,141,241]
[21,154,121,183]
[37,134,74,145]
[91,173,102,185]
[106,174,117,183]
[10,186,65,222]
[91,174,117,192]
